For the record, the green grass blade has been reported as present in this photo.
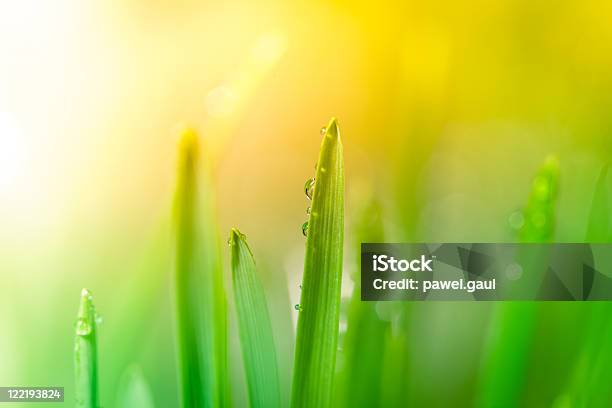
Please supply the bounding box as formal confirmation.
[518,155,560,242]
[585,164,609,242]
[336,199,388,408]
[173,128,229,408]
[229,228,281,408]
[555,165,612,407]
[74,288,99,408]
[115,365,155,408]
[477,156,559,408]
[291,117,344,408]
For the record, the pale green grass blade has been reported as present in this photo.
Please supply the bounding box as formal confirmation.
[115,365,155,408]
[74,288,99,408]
[229,229,281,408]
[291,118,344,408]
[335,199,388,408]
[585,164,609,242]
[174,129,229,407]
[555,165,612,407]
[519,155,560,243]
[379,321,410,407]
[477,156,559,408]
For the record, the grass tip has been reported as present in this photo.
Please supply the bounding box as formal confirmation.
[324,117,339,140]
[177,127,200,157]
[229,227,242,244]
[78,289,93,318]
[229,228,254,258]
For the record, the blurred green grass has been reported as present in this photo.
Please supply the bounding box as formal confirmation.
[1,1,612,407]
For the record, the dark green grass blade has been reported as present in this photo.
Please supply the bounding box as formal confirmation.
[229,229,281,408]
[174,129,229,408]
[74,288,99,408]
[291,118,344,408]
[477,156,559,408]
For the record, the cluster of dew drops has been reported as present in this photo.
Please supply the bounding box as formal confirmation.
[75,289,103,337]
[295,126,326,313]
[301,126,327,238]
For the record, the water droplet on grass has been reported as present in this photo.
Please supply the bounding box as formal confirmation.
[302,221,309,236]
[320,127,326,135]
[306,206,311,215]
[76,319,92,336]
[304,178,315,200]
[81,288,92,300]
[294,304,302,311]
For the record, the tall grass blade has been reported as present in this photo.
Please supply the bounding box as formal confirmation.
[115,365,155,408]
[229,228,281,408]
[518,155,560,243]
[336,199,388,408]
[174,128,229,407]
[291,117,344,408]
[556,164,612,407]
[477,156,559,407]
[585,164,609,242]
[74,288,99,408]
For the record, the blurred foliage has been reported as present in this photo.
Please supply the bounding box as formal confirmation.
[0,0,611,407]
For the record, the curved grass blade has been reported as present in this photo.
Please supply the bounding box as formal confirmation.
[74,288,99,408]
[174,129,229,408]
[291,118,344,408]
[477,156,559,408]
[229,229,281,408]
[115,365,155,408]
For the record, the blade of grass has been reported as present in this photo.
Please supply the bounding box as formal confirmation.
[477,156,559,408]
[229,228,281,408]
[555,164,612,407]
[174,128,229,408]
[335,199,389,408]
[585,164,609,242]
[74,288,99,408]
[379,317,411,407]
[115,365,156,408]
[291,117,344,408]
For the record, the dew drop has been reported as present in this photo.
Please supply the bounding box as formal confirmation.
[301,221,309,236]
[306,206,311,215]
[76,319,92,336]
[320,127,326,135]
[304,178,315,200]
[294,304,302,311]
